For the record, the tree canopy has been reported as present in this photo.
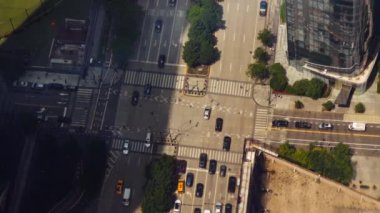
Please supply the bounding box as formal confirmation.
[257,28,273,47]
[246,63,269,80]
[269,63,288,91]
[183,0,224,67]
[288,78,326,99]
[142,155,177,213]
[278,142,353,185]
[253,47,269,64]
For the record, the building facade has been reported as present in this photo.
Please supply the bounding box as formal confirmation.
[286,0,374,76]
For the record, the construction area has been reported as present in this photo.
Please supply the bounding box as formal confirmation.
[254,153,380,213]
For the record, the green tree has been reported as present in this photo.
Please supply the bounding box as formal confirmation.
[269,63,288,91]
[291,79,310,96]
[278,142,296,158]
[294,100,304,109]
[142,155,176,213]
[269,63,286,76]
[183,40,201,67]
[257,28,273,46]
[246,63,269,80]
[322,101,335,111]
[306,78,325,99]
[253,47,269,64]
[355,102,365,113]
[199,40,220,65]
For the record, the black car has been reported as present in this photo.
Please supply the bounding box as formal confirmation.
[215,117,223,132]
[220,165,227,177]
[144,83,152,96]
[158,54,166,68]
[225,203,232,213]
[295,121,312,129]
[155,19,162,33]
[199,153,207,168]
[168,0,176,7]
[186,173,194,187]
[176,160,187,175]
[209,159,217,175]
[259,0,268,16]
[131,91,139,106]
[48,83,64,90]
[272,119,289,127]
[223,136,231,151]
[228,176,237,193]
[195,183,204,197]
[194,208,201,213]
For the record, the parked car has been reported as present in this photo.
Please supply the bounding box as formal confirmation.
[199,153,208,168]
[115,179,124,195]
[225,203,233,213]
[32,83,44,89]
[223,136,231,151]
[186,173,194,187]
[131,91,139,106]
[259,0,268,16]
[19,81,29,87]
[195,183,204,197]
[173,199,181,213]
[168,0,176,7]
[176,160,187,175]
[272,119,289,127]
[209,160,217,175]
[158,54,166,68]
[318,122,333,130]
[215,202,222,213]
[155,19,163,33]
[48,83,64,90]
[215,118,223,132]
[203,107,211,120]
[144,83,152,96]
[220,165,227,177]
[123,141,129,155]
[194,208,201,213]
[295,121,312,129]
[228,176,237,193]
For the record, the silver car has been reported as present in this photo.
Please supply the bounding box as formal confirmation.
[203,107,211,120]
[215,202,222,213]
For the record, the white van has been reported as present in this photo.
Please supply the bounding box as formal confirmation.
[145,131,151,148]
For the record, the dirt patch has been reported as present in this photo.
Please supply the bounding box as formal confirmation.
[260,154,380,213]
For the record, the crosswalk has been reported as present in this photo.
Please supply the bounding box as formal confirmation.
[71,88,93,127]
[208,78,253,98]
[112,137,154,154]
[177,146,243,165]
[124,70,185,90]
[253,107,270,141]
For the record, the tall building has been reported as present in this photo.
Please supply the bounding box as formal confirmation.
[286,0,374,76]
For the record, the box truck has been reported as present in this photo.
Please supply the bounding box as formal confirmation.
[348,122,366,131]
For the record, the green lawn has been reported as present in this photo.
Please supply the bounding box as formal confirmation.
[0,0,42,36]
[0,0,91,66]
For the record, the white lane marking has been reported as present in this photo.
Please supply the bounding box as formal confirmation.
[167,0,179,60]
[229,63,232,72]
[135,1,149,60]
[243,34,246,43]
[219,62,222,72]
[223,31,226,41]
[233,32,236,41]
[247,5,250,12]
[227,3,230,13]
[237,3,240,11]
[146,21,155,61]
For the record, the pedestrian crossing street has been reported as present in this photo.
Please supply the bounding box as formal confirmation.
[123,70,254,98]
[208,79,253,98]
[112,137,154,154]
[124,70,185,90]
[71,88,93,127]
[177,146,243,165]
[253,107,270,141]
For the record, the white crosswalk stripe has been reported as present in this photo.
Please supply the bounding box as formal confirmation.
[112,137,154,154]
[208,78,253,98]
[177,146,243,164]
[253,107,270,141]
[71,88,93,127]
[124,70,185,90]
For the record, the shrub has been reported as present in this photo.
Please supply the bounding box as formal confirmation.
[295,100,304,109]
[355,102,365,113]
[322,101,335,111]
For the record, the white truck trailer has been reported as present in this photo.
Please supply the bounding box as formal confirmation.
[348,122,366,131]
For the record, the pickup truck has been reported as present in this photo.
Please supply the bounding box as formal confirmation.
[123,187,131,206]
[348,122,366,131]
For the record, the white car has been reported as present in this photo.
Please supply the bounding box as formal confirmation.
[203,107,211,120]
[173,199,181,213]
[318,122,333,130]
[215,201,222,213]
[123,141,129,155]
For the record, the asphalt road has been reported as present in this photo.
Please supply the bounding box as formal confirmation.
[269,110,380,151]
